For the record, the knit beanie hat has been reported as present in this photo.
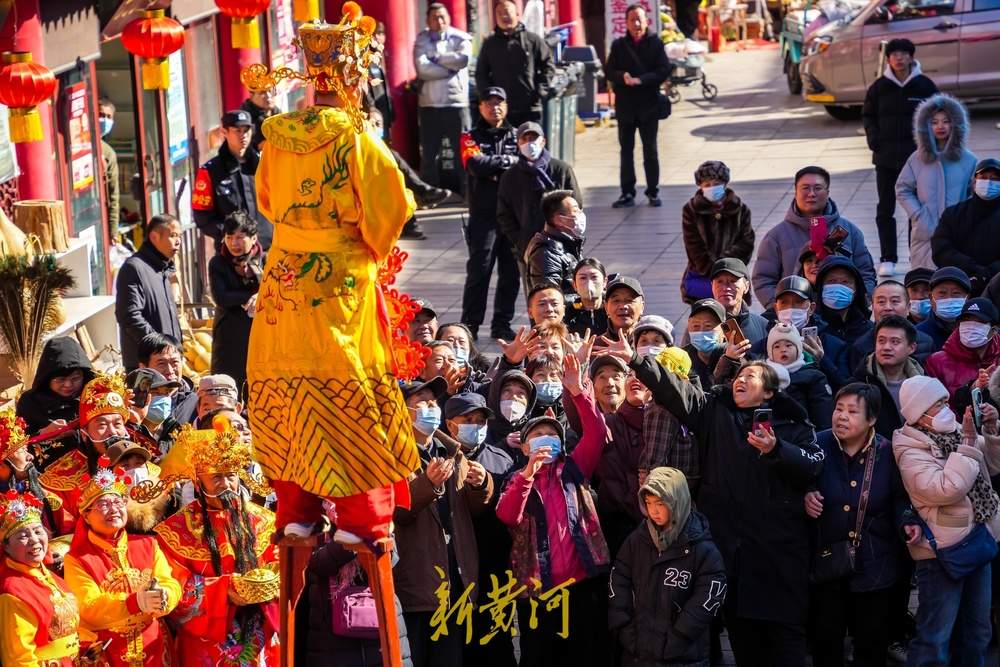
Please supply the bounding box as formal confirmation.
[767,323,803,363]
[694,160,731,186]
[899,376,950,425]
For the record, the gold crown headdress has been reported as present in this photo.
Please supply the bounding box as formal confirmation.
[77,455,131,512]
[0,490,44,540]
[130,416,270,503]
[240,1,380,132]
[79,371,132,426]
[0,407,28,462]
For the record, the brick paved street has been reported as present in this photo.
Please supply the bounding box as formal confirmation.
[397,47,1000,341]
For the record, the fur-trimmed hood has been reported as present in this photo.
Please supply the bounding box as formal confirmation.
[913,93,970,164]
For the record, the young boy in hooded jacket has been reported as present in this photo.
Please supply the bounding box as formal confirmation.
[609,467,726,667]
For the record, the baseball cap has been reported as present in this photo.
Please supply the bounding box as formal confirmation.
[126,368,180,392]
[605,275,644,299]
[221,109,253,128]
[710,258,749,280]
[482,86,507,101]
[589,355,629,380]
[198,374,239,398]
[929,267,972,293]
[399,376,447,400]
[444,392,495,420]
[775,276,813,301]
[690,298,727,324]
[632,315,674,345]
[959,298,999,324]
[904,267,934,288]
[105,437,151,467]
[520,415,565,444]
[517,121,544,138]
[974,158,1000,175]
[413,298,438,318]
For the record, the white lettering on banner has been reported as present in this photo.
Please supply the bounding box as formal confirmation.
[663,568,691,589]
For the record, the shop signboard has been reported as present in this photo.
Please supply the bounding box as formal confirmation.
[166,50,189,165]
[604,0,661,56]
[67,83,95,192]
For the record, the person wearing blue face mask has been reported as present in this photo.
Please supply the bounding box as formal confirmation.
[683,299,727,390]
[397,376,493,667]
[815,257,874,341]
[917,266,972,350]
[496,354,614,666]
[905,267,934,324]
[442,392,517,666]
[925,298,1000,409]
[932,159,1000,294]
[124,367,182,456]
[680,161,754,304]
[98,98,120,244]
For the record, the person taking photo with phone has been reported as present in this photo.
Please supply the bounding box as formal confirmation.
[598,335,822,666]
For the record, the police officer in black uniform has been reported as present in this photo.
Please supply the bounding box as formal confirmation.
[458,86,520,341]
[192,109,273,251]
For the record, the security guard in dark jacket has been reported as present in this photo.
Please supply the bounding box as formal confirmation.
[192,109,273,251]
[459,86,521,341]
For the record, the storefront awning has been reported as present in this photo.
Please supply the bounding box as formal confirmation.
[100,0,169,41]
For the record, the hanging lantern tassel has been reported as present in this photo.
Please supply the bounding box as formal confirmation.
[7,107,42,143]
[140,57,170,90]
[231,16,261,49]
[0,52,57,144]
[293,0,320,22]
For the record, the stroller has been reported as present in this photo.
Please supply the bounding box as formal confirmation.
[665,40,718,103]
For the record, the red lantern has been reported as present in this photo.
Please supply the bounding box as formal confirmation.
[216,0,272,49]
[121,10,186,90]
[0,52,57,143]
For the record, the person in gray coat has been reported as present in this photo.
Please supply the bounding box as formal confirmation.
[413,3,472,192]
[895,93,977,270]
[752,166,877,308]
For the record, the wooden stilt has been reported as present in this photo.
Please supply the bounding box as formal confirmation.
[347,538,403,667]
[278,533,328,667]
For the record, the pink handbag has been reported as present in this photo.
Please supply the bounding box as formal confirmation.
[330,561,380,639]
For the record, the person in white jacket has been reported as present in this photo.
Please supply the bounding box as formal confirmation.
[895,94,978,270]
[893,375,1000,666]
[413,3,472,193]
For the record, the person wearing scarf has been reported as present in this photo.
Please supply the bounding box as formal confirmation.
[893,375,1000,665]
[208,211,266,401]
[609,467,726,665]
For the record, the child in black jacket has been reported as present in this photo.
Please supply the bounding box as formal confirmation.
[766,322,834,430]
[609,467,726,667]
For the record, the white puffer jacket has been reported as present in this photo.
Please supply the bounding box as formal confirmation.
[892,424,1000,560]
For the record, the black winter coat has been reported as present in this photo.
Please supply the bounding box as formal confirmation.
[564,298,609,337]
[192,142,273,250]
[461,120,519,222]
[787,365,833,431]
[862,70,938,170]
[681,190,754,278]
[208,249,265,399]
[475,23,554,116]
[605,31,671,119]
[848,326,936,371]
[298,541,412,667]
[114,243,183,371]
[609,512,726,667]
[465,441,515,582]
[524,227,582,294]
[852,354,925,441]
[496,153,581,254]
[932,194,1000,288]
[630,354,822,624]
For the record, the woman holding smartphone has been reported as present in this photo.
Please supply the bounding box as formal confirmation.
[599,336,822,667]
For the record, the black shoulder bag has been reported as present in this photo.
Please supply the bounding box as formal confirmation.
[810,444,877,584]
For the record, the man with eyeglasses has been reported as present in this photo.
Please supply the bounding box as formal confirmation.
[752,165,876,308]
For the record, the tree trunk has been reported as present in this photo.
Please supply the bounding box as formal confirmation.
[13,200,69,252]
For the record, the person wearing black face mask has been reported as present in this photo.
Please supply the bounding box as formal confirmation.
[209,211,266,401]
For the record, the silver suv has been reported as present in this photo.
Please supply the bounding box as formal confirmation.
[800,0,1000,119]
